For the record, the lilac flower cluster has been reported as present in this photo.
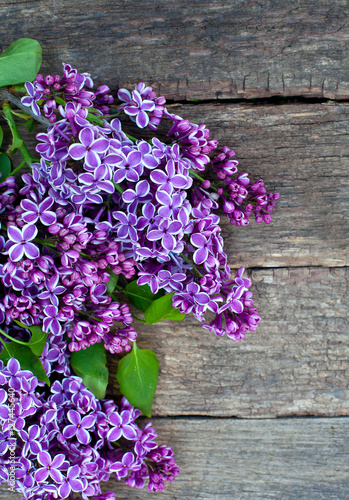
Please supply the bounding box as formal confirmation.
[15,72,279,343]
[21,63,113,121]
[0,358,179,498]
[0,175,137,354]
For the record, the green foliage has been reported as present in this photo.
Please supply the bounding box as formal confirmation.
[0,38,42,87]
[116,342,159,417]
[125,281,164,312]
[0,152,11,181]
[13,321,48,356]
[71,342,109,399]
[0,342,50,385]
[106,269,119,294]
[144,293,185,324]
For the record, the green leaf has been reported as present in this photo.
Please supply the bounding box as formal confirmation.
[106,269,119,294]
[125,281,164,312]
[165,308,186,321]
[144,293,182,325]
[0,38,42,87]
[0,126,3,148]
[0,152,11,181]
[116,343,159,417]
[13,321,47,356]
[0,342,50,385]
[71,342,109,399]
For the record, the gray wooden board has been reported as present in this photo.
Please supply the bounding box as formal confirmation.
[108,267,349,417]
[1,417,349,499]
[2,101,349,268]
[1,0,349,100]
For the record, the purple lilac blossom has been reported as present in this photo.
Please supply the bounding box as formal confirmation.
[0,359,180,498]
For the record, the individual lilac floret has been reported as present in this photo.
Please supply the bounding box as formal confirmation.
[6,223,39,262]
[69,127,109,169]
[118,83,166,130]
[21,81,43,116]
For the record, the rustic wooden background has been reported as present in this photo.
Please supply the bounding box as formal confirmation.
[1,0,349,498]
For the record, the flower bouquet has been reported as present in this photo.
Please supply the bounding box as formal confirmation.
[0,39,279,499]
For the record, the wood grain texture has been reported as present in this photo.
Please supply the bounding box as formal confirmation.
[1,0,349,100]
[166,101,349,268]
[2,101,348,268]
[2,417,349,499]
[108,267,349,417]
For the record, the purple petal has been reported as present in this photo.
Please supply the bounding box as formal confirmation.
[69,143,87,160]
[50,468,63,483]
[7,358,20,374]
[191,233,207,248]
[21,199,37,212]
[156,190,171,206]
[81,414,96,429]
[22,212,38,224]
[168,221,182,234]
[7,225,22,243]
[125,168,140,182]
[40,197,54,211]
[193,247,208,265]
[136,179,150,196]
[85,149,101,169]
[162,233,175,251]
[24,242,40,260]
[172,174,189,188]
[122,424,137,440]
[51,453,66,469]
[136,110,149,128]
[59,481,71,498]
[122,189,136,203]
[141,100,155,112]
[35,467,49,482]
[40,212,56,226]
[118,89,131,102]
[22,224,38,241]
[109,412,122,426]
[63,424,77,439]
[38,451,51,467]
[151,170,167,185]
[147,230,163,241]
[9,244,24,262]
[67,409,81,426]
[92,138,109,153]
[107,426,122,442]
[79,127,94,147]
[76,426,91,444]
[128,151,142,168]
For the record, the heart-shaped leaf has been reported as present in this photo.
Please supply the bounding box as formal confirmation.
[106,268,119,294]
[0,342,50,385]
[71,342,109,399]
[125,281,164,312]
[0,152,11,181]
[144,293,184,325]
[13,321,47,356]
[116,342,159,417]
[165,308,186,321]
[0,38,42,87]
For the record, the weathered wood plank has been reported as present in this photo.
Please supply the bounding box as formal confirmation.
[2,417,349,499]
[3,101,349,268]
[108,267,349,417]
[1,0,349,100]
[168,101,349,268]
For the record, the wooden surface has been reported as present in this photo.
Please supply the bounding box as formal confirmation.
[2,0,349,100]
[1,1,349,499]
